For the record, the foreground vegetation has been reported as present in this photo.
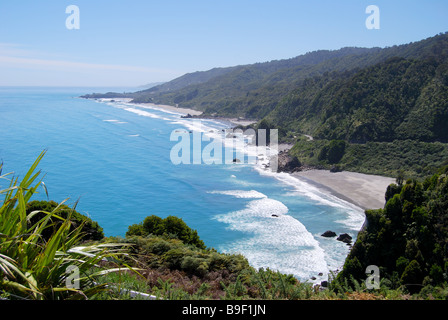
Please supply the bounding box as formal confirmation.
[1,153,447,300]
[0,152,135,300]
[336,165,448,296]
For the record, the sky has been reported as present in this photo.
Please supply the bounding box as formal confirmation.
[0,0,447,87]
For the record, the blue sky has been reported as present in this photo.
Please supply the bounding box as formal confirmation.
[0,0,447,87]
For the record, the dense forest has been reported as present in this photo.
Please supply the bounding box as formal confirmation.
[288,138,448,179]
[114,32,448,126]
[267,54,448,143]
[336,166,448,295]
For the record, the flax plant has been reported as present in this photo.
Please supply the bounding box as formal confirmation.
[0,151,135,300]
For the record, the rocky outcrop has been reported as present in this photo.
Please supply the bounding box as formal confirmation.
[276,151,301,173]
[337,233,352,245]
[321,230,337,237]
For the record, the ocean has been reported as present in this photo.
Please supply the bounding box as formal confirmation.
[0,87,365,283]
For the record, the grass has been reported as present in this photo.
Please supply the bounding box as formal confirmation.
[0,151,137,300]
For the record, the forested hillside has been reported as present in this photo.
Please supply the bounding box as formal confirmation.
[268,54,448,143]
[335,166,448,294]
[133,33,448,145]
[131,33,448,125]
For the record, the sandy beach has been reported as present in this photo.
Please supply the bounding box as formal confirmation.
[140,103,204,116]
[100,98,204,116]
[139,105,258,127]
[102,98,259,127]
[293,170,396,210]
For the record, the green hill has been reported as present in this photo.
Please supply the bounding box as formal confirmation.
[335,166,448,294]
[268,54,448,143]
[130,33,448,124]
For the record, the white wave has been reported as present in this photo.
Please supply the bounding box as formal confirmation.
[255,168,365,231]
[126,103,184,116]
[102,119,128,124]
[169,120,269,167]
[123,107,162,119]
[208,190,267,199]
[98,99,177,120]
[214,197,329,281]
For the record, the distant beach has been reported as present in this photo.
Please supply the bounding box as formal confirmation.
[292,170,395,210]
[98,98,204,117]
[141,102,204,117]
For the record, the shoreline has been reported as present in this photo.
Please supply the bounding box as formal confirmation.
[101,98,394,211]
[140,102,204,117]
[291,169,395,211]
[99,98,257,128]
[98,97,389,280]
[98,98,205,117]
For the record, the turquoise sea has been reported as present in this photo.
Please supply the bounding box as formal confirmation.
[0,87,365,283]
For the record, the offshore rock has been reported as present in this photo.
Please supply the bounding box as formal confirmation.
[321,230,337,237]
[337,233,352,244]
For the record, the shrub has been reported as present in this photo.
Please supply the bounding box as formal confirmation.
[127,215,205,249]
[26,200,104,241]
[327,140,346,164]
[143,215,164,235]
[401,260,423,289]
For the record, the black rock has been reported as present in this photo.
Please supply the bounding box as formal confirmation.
[330,165,343,173]
[320,281,328,287]
[337,233,352,244]
[321,230,337,237]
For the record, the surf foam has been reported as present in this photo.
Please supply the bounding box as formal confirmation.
[213,191,329,282]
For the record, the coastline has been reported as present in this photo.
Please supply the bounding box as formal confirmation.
[100,98,393,212]
[96,97,385,280]
[98,98,204,117]
[292,170,395,211]
[99,98,258,127]
[140,102,204,117]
